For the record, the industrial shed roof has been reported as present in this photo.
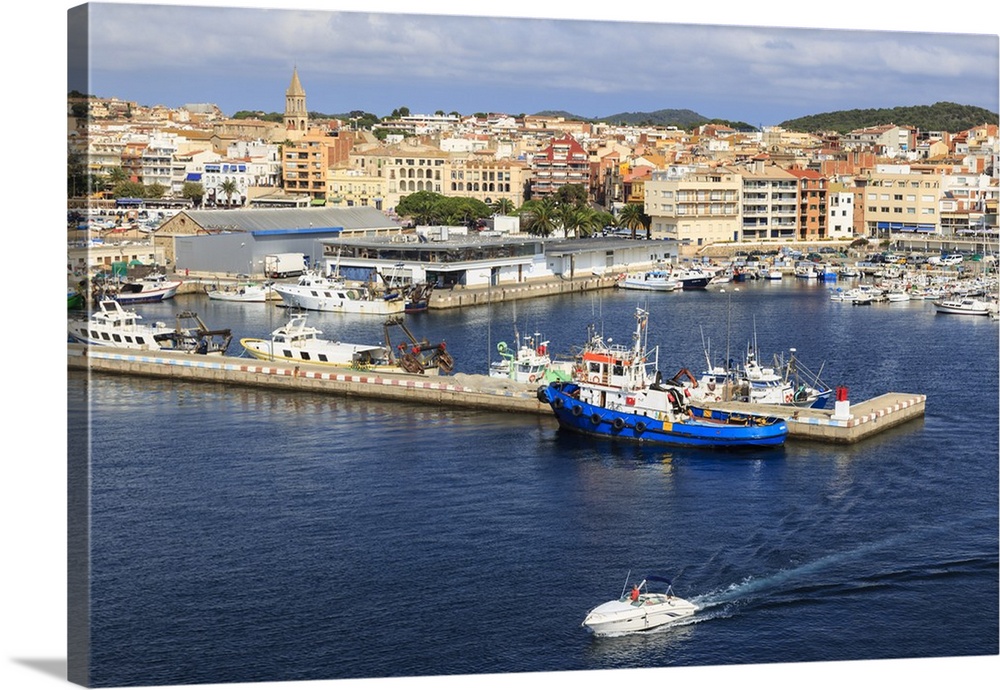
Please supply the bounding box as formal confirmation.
[181,207,401,233]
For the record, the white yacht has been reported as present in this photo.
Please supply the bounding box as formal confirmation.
[240,313,392,369]
[273,270,404,315]
[68,299,175,350]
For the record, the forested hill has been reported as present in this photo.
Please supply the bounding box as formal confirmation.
[778,102,997,134]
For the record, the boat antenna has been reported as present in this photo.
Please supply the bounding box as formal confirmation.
[620,570,632,599]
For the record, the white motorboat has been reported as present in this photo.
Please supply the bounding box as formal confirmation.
[240,313,392,369]
[106,272,182,304]
[933,297,992,316]
[207,279,277,302]
[617,269,679,292]
[582,575,697,635]
[273,269,405,315]
[669,266,712,290]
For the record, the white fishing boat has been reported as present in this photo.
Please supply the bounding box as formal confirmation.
[489,332,572,384]
[240,313,455,375]
[273,269,405,315]
[617,269,679,292]
[582,575,697,635]
[684,340,831,409]
[207,278,277,303]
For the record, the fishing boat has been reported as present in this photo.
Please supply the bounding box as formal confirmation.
[537,309,788,448]
[403,282,434,312]
[488,332,572,384]
[273,269,405,315]
[68,300,231,355]
[157,311,234,356]
[794,263,818,279]
[207,278,277,303]
[105,272,182,304]
[68,288,85,310]
[616,269,679,292]
[933,297,992,316]
[684,341,831,410]
[240,313,454,375]
[582,575,698,636]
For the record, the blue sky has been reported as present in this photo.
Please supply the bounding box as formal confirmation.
[68,0,999,127]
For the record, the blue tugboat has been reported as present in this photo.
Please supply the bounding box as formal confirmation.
[536,308,788,448]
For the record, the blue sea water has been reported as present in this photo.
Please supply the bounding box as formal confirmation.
[72,279,999,687]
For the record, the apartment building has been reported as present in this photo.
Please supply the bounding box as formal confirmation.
[861,164,941,237]
[645,167,741,247]
[736,163,799,242]
[842,124,918,157]
[531,136,590,199]
[826,182,857,239]
[788,168,829,240]
[446,156,530,208]
[939,172,997,234]
[327,167,389,210]
[282,135,342,202]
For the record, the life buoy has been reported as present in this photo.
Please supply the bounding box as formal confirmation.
[612,418,626,431]
[590,376,600,384]
[590,413,602,425]
[537,345,546,355]
[634,420,647,433]
[572,404,583,417]
[785,393,793,403]
[528,374,537,383]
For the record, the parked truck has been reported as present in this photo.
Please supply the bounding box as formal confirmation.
[265,253,305,279]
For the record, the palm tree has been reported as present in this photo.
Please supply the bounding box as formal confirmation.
[618,203,650,239]
[220,180,239,208]
[491,198,516,216]
[518,199,557,237]
[559,204,600,238]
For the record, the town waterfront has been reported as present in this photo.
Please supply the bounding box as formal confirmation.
[73,279,998,687]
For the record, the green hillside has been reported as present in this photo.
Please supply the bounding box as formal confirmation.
[778,102,997,134]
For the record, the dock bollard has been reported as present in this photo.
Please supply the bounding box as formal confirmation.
[832,385,851,421]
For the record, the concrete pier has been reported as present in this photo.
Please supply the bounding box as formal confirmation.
[697,393,927,443]
[69,344,925,444]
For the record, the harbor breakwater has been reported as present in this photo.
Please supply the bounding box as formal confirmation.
[69,344,926,444]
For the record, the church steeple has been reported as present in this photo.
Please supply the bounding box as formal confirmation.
[284,67,308,132]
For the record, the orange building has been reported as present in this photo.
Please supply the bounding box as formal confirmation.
[788,168,829,240]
